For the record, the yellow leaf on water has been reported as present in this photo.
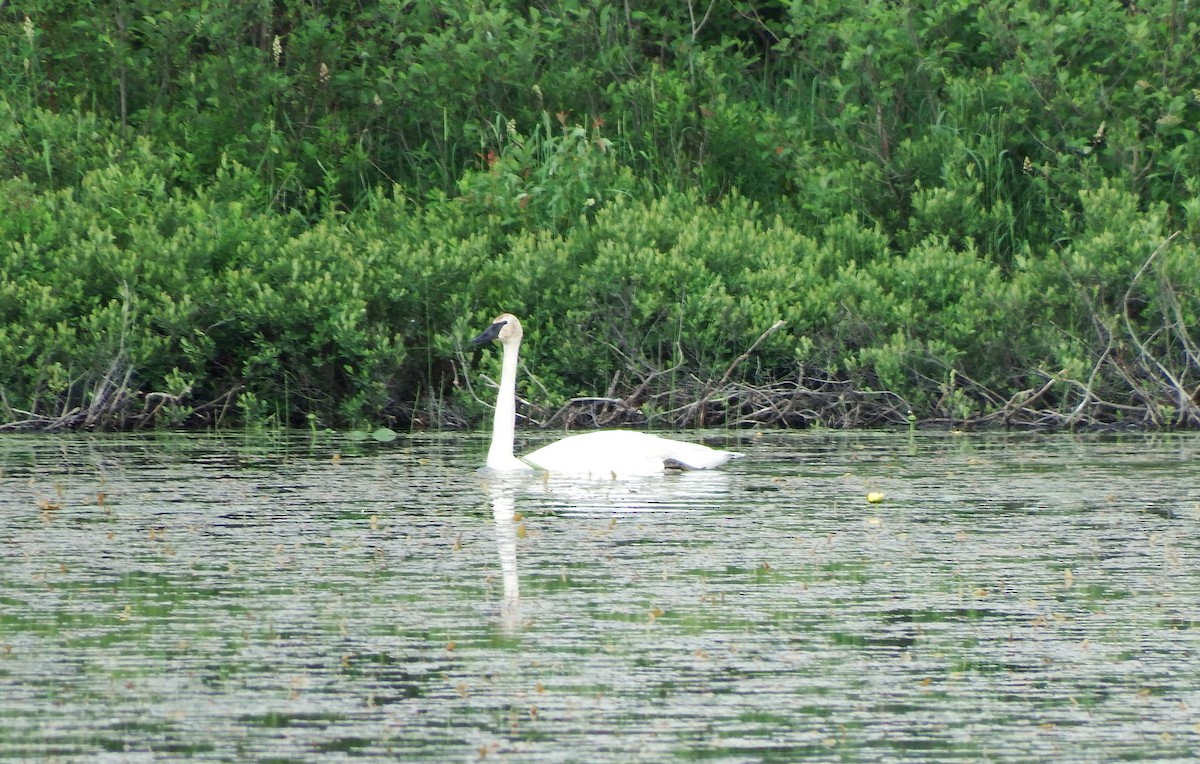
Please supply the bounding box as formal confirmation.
[866,492,886,504]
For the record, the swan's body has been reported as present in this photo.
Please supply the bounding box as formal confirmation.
[473,313,740,476]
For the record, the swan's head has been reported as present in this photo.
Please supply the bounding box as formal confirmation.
[472,313,523,347]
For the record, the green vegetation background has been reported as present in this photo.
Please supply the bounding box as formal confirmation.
[2,0,1197,429]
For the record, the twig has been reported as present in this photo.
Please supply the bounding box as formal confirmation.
[1122,231,1189,424]
[676,319,787,426]
[717,320,787,389]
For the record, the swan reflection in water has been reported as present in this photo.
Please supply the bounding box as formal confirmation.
[483,473,524,632]
[481,469,736,631]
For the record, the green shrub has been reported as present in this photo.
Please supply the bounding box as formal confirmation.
[2,1,1198,429]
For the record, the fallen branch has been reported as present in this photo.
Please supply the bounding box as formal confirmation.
[675,319,787,426]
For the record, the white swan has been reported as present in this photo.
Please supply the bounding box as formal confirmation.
[472,313,741,475]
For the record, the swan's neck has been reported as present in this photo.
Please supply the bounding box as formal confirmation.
[487,338,525,469]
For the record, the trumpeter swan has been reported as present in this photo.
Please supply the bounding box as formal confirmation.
[472,313,741,475]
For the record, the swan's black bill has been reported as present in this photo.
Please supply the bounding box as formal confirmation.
[471,320,507,346]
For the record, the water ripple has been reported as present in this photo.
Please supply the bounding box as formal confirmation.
[1,432,1197,762]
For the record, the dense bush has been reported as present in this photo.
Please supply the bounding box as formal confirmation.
[1,1,1197,429]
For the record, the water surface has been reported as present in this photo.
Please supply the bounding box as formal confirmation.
[1,431,1197,762]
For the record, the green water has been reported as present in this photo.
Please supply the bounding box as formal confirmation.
[1,431,1197,762]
